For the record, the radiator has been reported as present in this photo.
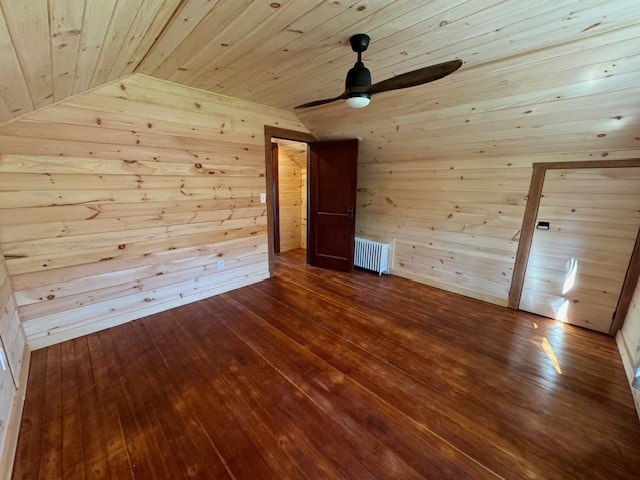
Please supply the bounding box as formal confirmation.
[354,237,390,275]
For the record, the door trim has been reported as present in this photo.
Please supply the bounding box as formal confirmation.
[264,126,316,276]
[271,143,281,254]
[508,158,640,335]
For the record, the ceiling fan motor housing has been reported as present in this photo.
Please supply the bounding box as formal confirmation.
[346,33,372,101]
[345,62,371,93]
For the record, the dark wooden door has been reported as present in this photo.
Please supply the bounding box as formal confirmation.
[308,139,358,272]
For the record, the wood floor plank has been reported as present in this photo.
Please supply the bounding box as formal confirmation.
[98,327,185,480]
[277,253,639,424]
[37,344,63,480]
[11,249,640,479]
[59,341,86,480]
[72,337,109,480]
[128,318,237,479]
[172,302,397,479]
[268,262,637,436]
[83,334,133,480]
[228,283,544,479]
[139,310,287,479]
[111,321,233,480]
[11,349,47,480]
[237,275,635,479]
[211,294,499,480]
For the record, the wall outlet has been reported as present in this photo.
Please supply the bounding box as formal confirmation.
[217,259,225,270]
[260,192,267,203]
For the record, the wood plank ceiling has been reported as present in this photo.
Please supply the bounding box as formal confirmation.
[0,1,637,149]
[275,138,307,168]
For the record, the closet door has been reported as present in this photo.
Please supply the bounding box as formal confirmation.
[519,167,640,333]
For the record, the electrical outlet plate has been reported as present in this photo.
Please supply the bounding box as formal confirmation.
[217,259,225,270]
[260,192,266,203]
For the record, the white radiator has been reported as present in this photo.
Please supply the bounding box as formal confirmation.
[354,237,390,275]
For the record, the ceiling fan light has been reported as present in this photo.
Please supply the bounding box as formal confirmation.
[345,95,370,108]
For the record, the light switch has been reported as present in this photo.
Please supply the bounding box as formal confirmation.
[260,192,267,203]
[536,221,550,230]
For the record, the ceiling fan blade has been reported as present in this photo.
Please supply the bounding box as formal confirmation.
[368,59,462,95]
[294,92,347,109]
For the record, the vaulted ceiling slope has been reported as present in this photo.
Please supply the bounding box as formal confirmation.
[0,1,637,145]
[295,1,640,160]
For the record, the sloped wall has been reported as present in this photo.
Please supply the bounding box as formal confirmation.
[621,284,640,365]
[0,74,307,349]
[0,247,29,478]
[619,282,640,417]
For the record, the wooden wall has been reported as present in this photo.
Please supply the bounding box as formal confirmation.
[619,282,640,417]
[519,166,640,333]
[0,74,306,349]
[275,140,307,252]
[355,155,533,306]
[298,69,640,306]
[277,149,303,252]
[0,246,29,479]
[331,150,640,307]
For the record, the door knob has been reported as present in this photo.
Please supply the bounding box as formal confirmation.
[347,206,354,219]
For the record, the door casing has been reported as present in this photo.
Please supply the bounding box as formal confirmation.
[509,158,640,335]
[271,142,281,254]
[264,126,316,275]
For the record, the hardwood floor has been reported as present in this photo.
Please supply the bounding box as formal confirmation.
[11,249,640,479]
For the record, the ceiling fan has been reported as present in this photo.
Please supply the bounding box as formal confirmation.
[295,33,462,109]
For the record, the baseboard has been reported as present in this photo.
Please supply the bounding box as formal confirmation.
[616,331,640,422]
[389,267,508,307]
[27,269,270,350]
[0,346,31,480]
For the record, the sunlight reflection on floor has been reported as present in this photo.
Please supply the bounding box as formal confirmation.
[530,321,565,375]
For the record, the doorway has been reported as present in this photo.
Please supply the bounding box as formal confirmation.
[272,138,309,255]
[264,127,316,275]
[264,127,360,276]
[509,159,640,335]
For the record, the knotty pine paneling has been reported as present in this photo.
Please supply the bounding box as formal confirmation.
[0,246,29,479]
[520,167,640,333]
[0,256,27,384]
[355,156,531,305]
[2,1,638,123]
[622,283,640,367]
[277,148,303,252]
[619,282,640,418]
[355,154,640,306]
[0,74,307,349]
